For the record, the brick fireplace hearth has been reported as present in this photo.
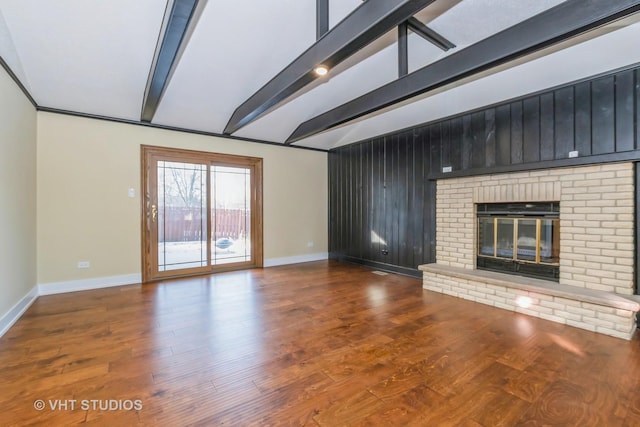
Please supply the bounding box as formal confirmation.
[420,162,640,339]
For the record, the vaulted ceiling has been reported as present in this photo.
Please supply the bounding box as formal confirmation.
[1,0,640,151]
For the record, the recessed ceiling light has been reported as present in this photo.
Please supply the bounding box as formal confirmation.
[314,65,329,76]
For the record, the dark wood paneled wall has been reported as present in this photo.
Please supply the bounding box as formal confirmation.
[328,132,436,277]
[329,65,640,278]
[430,68,640,178]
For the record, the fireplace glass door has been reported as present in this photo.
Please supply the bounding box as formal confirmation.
[516,219,537,262]
[496,219,515,259]
[476,202,560,281]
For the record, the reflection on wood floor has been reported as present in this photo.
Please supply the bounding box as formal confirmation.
[1,260,639,425]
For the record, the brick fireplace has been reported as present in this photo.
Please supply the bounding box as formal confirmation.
[419,162,640,339]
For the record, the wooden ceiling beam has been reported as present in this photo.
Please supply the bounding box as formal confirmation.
[406,17,455,51]
[287,0,640,144]
[317,0,329,40]
[141,0,200,122]
[398,22,408,77]
[223,0,438,135]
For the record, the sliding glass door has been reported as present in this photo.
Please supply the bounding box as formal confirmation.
[141,146,263,282]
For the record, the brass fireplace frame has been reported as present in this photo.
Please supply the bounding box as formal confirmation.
[476,202,560,281]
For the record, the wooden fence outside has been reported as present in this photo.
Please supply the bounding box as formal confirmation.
[158,207,249,242]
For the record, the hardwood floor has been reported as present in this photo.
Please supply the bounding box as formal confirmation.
[1,260,639,426]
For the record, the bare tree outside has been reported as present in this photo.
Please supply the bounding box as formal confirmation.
[156,161,251,271]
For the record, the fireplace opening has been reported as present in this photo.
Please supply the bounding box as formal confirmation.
[477,202,560,281]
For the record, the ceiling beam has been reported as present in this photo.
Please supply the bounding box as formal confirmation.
[141,0,200,122]
[398,22,408,77]
[287,0,640,144]
[223,0,438,135]
[406,17,455,51]
[317,0,329,40]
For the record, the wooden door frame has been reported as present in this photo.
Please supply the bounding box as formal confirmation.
[141,145,263,283]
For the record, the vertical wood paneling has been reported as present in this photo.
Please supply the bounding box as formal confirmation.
[592,76,615,155]
[351,145,356,254]
[485,109,496,168]
[332,150,339,256]
[511,101,524,164]
[495,105,511,166]
[540,92,555,160]
[328,127,437,271]
[462,115,472,170]
[441,121,451,170]
[412,134,425,265]
[328,152,336,256]
[555,86,575,158]
[345,145,353,257]
[384,135,394,264]
[574,81,592,157]
[398,133,409,267]
[338,147,344,256]
[355,144,361,257]
[406,135,416,268]
[362,142,370,260]
[329,64,640,276]
[449,117,463,171]
[430,124,442,173]
[615,70,635,152]
[366,142,374,260]
[343,148,349,256]
[336,149,345,256]
[390,134,399,266]
[471,112,485,168]
[349,145,356,256]
[373,137,384,262]
[636,70,640,150]
[425,180,436,262]
[523,97,540,163]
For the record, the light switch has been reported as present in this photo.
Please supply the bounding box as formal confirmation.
[128,188,136,198]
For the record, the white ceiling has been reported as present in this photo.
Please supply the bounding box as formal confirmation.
[1,0,639,151]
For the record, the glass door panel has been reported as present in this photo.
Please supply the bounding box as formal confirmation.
[157,161,208,272]
[516,219,537,262]
[211,166,252,265]
[495,219,514,259]
[478,218,495,256]
[540,219,560,264]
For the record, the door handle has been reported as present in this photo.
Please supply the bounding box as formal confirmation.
[151,205,158,223]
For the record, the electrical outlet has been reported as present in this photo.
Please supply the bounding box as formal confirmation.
[77,261,90,269]
[442,166,452,173]
[568,150,579,158]
[307,241,314,248]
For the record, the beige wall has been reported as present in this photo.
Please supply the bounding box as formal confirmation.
[37,112,328,285]
[0,67,37,318]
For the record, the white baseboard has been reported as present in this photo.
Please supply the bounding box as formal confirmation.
[264,252,328,267]
[0,285,38,337]
[38,273,142,295]
[3,258,324,338]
